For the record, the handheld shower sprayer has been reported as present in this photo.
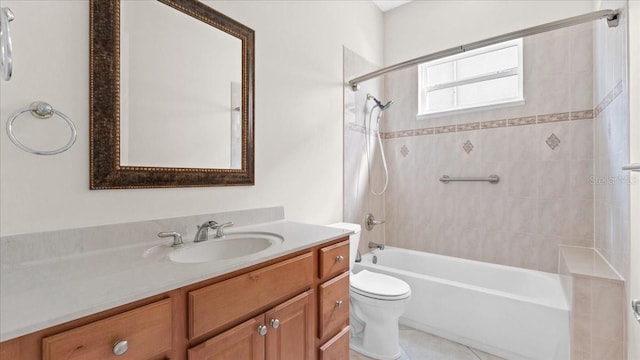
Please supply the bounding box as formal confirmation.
[364,93,393,195]
[367,93,394,110]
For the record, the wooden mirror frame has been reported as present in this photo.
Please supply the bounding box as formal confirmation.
[90,0,254,189]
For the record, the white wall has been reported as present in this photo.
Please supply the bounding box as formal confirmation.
[383,0,596,66]
[0,0,383,235]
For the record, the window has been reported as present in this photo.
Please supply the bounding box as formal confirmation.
[418,38,523,117]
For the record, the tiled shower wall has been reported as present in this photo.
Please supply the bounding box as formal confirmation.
[593,0,630,284]
[381,23,595,273]
[343,47,385,255]
[591,1,630,358]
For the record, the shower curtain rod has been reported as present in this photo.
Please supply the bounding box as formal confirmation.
[348,8,619,90]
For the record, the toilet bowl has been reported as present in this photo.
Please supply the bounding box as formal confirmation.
[328,223,411,360]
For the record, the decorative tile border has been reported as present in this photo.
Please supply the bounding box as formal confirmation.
[433,125,456,134]
[347,122,368,135]
[382,109,594,139]
[456,122,481,132]
[594,80,624,117]
[481,119,507,129]
[508,116,537,126]
[538,112,570,123]
[571,110,594,120]
[349,80,622,140]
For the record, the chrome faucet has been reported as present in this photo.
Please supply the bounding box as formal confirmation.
[194,221,218,242]
[368,241,385,250]
[215,222,234,238]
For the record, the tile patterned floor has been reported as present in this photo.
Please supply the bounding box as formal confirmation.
[350,325,505,360]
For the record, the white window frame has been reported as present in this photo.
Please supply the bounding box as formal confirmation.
[417,38,524,119]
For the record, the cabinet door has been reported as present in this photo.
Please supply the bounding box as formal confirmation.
[265,290,314,360]
[188,315,266,360]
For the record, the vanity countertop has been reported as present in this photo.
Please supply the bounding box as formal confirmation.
[0,217,351,342]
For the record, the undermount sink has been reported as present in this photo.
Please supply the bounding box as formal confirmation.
[167,232,283,264]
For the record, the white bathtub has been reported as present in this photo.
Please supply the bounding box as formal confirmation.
[353,247,570,360]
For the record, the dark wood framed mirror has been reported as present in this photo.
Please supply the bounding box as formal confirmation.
[90,0,254,189]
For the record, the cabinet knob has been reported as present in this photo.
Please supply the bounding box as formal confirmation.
[112,340,129,356]
[257,324,268,336]
[335,300,344,309]
[270,318,280,329]
[335,255,344,263]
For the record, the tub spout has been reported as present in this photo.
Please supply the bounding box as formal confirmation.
[368,241,385,250]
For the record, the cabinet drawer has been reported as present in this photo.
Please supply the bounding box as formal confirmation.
[189,252,313,339]
[42,299,172,360]
[318,271,349,339]
[318,326,350,360]
[318,239,349,280]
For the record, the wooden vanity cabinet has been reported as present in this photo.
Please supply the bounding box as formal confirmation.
[316,240,350,360]
[189,290,314,360]
[188,253,314,340]
[0,292,178,360]
[0,236,351,360]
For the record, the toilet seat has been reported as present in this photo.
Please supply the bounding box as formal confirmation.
[350,270,411,300]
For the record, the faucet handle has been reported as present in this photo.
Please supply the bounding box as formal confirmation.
[365,213,385,231]
[215,222,234,238]
[158,231,184,247]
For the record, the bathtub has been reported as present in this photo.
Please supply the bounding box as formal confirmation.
[353,247,570,360]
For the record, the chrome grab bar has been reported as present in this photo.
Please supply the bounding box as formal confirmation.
[622,163,640,172]
[440,174,500,184]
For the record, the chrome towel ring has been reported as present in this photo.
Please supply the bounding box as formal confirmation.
[6,101,77,155]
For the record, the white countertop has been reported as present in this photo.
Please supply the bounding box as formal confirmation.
[0,219,351,342]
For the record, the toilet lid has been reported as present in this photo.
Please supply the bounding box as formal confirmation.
[350,270,411,299]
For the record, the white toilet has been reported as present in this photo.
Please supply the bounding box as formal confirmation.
[329,223,411,360]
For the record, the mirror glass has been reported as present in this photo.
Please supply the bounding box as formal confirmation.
[120,1,242,169]
[90,0,254,189]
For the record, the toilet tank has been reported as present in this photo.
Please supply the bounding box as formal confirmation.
[328,222,361,271]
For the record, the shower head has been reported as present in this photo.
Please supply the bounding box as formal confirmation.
[367,93,393,111]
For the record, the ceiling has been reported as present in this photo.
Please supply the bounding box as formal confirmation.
[372,0,412,12]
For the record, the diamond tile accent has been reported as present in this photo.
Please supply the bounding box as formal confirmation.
[546,133,561,150]
[400,145,409,157]
[462,140,474,154]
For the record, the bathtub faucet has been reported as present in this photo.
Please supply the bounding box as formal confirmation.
[368,241,385,250]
